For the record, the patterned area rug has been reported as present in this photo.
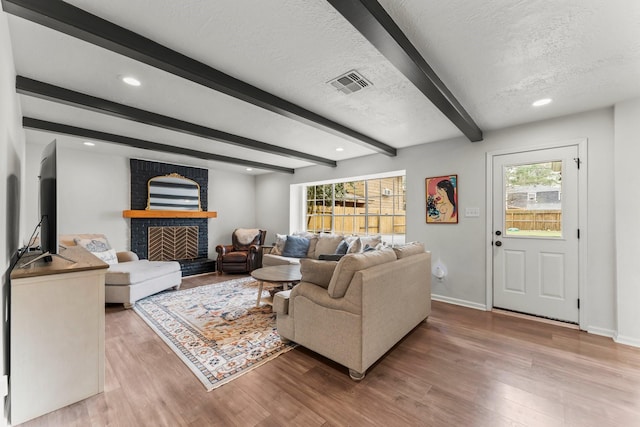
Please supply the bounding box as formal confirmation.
[134,277,295,391]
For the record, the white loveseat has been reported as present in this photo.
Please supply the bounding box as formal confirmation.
[60,234,182,308]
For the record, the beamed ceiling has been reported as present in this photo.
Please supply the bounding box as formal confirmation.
[3,0,640,174]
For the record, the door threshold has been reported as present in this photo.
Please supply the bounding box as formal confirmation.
[492,308,579,330]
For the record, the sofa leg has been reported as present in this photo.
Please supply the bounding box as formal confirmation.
[123,302,134,309]
[349,369,366,381]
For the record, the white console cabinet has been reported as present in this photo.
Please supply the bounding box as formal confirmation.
[10,246,108,425]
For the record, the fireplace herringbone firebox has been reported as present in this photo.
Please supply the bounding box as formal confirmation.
[148,226,199,261]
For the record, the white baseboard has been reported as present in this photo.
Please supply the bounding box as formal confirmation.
[431,294,487,311]
[587,326,616,338]
[614,333,640,348]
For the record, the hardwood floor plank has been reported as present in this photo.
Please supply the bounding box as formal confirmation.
[15,274,640,427]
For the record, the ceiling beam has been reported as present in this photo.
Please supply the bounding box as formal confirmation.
[16,76,336,168]
[2,0,397,156]
[23,117,295,174]
[327,0,483,142]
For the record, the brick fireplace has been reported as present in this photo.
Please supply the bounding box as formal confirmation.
[129,159,215,276]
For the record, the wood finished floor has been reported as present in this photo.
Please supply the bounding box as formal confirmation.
[18,273,640,427]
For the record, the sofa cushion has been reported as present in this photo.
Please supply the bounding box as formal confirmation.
[314,234,344,259]
[393,242,425,259]
[327,248,397,298]
[282,235,310,258]
[300,258,339,289]
[335,239,349,255]
[74,236,112,252]
[74,236,118,265]
[292,231,318,258]
[106,260,181,286]
[92,248,119,265]
[271,233,287,256]
[359,235,382,250]
[262,254,301,266]
[347,237,362,253]
[306,234,319,258]
[223,251,248,263]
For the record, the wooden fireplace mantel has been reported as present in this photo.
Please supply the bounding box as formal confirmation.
[122,210,217,219]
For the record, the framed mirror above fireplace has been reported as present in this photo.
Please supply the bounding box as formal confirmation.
[147,173,201,211]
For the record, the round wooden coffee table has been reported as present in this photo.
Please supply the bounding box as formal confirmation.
[251,264,301,307]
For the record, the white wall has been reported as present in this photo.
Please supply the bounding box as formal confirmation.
[24,144,258,258]
[25,142,130,250]
[0,11,25,427]
[256,108,619,336]
[207,169,257,251]
[614,98,640,347]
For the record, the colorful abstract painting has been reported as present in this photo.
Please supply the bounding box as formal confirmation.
[426,175,458,223]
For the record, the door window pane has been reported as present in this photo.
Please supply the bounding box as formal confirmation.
[504,161,562,237]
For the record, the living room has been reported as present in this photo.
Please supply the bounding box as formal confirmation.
[2,1,640,426]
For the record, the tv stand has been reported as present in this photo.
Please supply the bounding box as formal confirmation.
[10,246,109,425]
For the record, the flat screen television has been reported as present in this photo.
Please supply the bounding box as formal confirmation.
[38,140,57,262]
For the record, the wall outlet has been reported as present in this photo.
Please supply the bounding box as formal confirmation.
[465,207,480,217]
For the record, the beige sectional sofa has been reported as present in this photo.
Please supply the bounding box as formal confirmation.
[273,242,431,380]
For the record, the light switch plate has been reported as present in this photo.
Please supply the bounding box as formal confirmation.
[465,207,480,217]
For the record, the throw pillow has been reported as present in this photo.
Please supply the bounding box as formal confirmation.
[282,235,310,258]
[306,234,319,258]
[293,231,318,258]
[334,239,349,255]
[74,237,112,252]
[393,242,425,259]
[359,235,382,250]
[347,237,362,253]
[91,248,118,265]
[314,234,344,258]
[271,234,287,256]
[300,258,338,289]
[327,248,397,298]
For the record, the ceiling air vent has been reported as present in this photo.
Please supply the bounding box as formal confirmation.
[328,70,372,95]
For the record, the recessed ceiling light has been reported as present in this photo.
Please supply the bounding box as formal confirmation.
[83,141,95,146]
[336,147,344,152]
[246,168,253,172]
[121,76,141,86]
[532,98,552,107]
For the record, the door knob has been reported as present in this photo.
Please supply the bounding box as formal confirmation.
[495,241,502,247]
[495,230,502,236]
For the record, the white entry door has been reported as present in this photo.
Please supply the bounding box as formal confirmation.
[492,145,580,323]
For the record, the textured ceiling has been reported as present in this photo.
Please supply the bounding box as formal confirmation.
[5,0,640,174]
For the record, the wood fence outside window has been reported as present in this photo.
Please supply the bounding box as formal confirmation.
[505,209,562,231]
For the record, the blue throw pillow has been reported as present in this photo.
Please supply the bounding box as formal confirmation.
[282,235,310,258]
[334,240,349,255]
